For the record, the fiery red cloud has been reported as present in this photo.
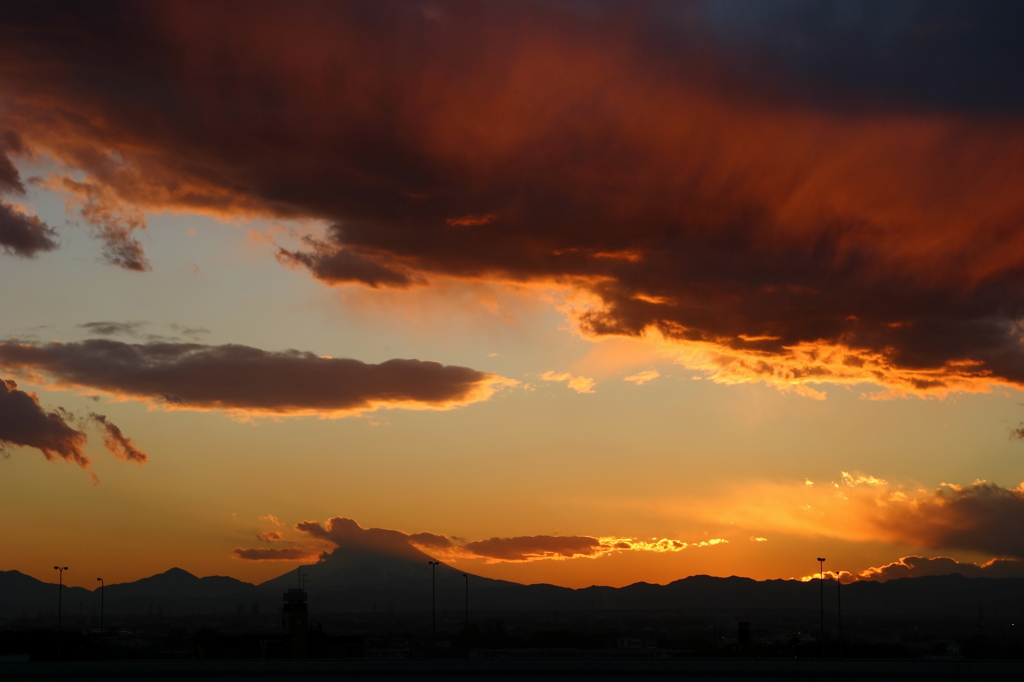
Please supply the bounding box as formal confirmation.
[2,3,1024,395]
[0,339,513,417]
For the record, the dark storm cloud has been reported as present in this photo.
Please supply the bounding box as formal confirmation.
[0,339,509,416]
[0,201,58,258]
[874,482,1024,559]
[0,378,89,467]
[4,1,1024,392]
[695,0,1024,113]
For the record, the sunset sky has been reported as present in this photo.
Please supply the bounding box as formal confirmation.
[3,0,1024,591]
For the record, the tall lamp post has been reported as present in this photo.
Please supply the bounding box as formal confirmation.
[428,561,439,646]
[54,566,68,661]
[96,578,104,636]
[836,570,843,659]
[816,558,826,659]
[462,574,469,634]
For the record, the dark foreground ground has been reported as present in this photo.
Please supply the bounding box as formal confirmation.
[2,658,1024,682]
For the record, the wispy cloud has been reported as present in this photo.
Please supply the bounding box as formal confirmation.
[624,370,659,385]
[540,371,596,394]
[90,413,147,464]
[259,514,284,527]
[77,321,146,337]
[255,531,284,543]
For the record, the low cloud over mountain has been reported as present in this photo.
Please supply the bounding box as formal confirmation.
[858,556,1024,582]
[234,516,727,564]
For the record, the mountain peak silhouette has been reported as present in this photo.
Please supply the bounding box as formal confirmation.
[260,532,474,594]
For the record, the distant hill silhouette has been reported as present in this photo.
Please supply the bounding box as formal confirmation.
[0,570,92,615]
[106,567,255,600]
[5,542,1024,619]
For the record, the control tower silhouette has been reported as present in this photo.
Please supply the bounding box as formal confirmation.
[282,569,308,658]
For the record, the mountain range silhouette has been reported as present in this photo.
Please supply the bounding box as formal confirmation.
[5,540,1024,620]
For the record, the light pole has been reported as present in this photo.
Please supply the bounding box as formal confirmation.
[54,566,68,660]
[428,561,439,646]
[462,573,469,634]
[96,578,104,636]
[836,570,843,659]
[816,558,825,658]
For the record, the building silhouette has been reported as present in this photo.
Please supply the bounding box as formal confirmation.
[282,588,308,658]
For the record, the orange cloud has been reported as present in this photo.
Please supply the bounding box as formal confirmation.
[623,370,659,385]
[695,473,1024,558]
[540,370,596,394]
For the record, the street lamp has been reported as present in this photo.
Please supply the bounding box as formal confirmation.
[816,558,826,659]
[96,578,104,637]
[428,561,439,645]
[54,566,68,660]
[836,569,843,659]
